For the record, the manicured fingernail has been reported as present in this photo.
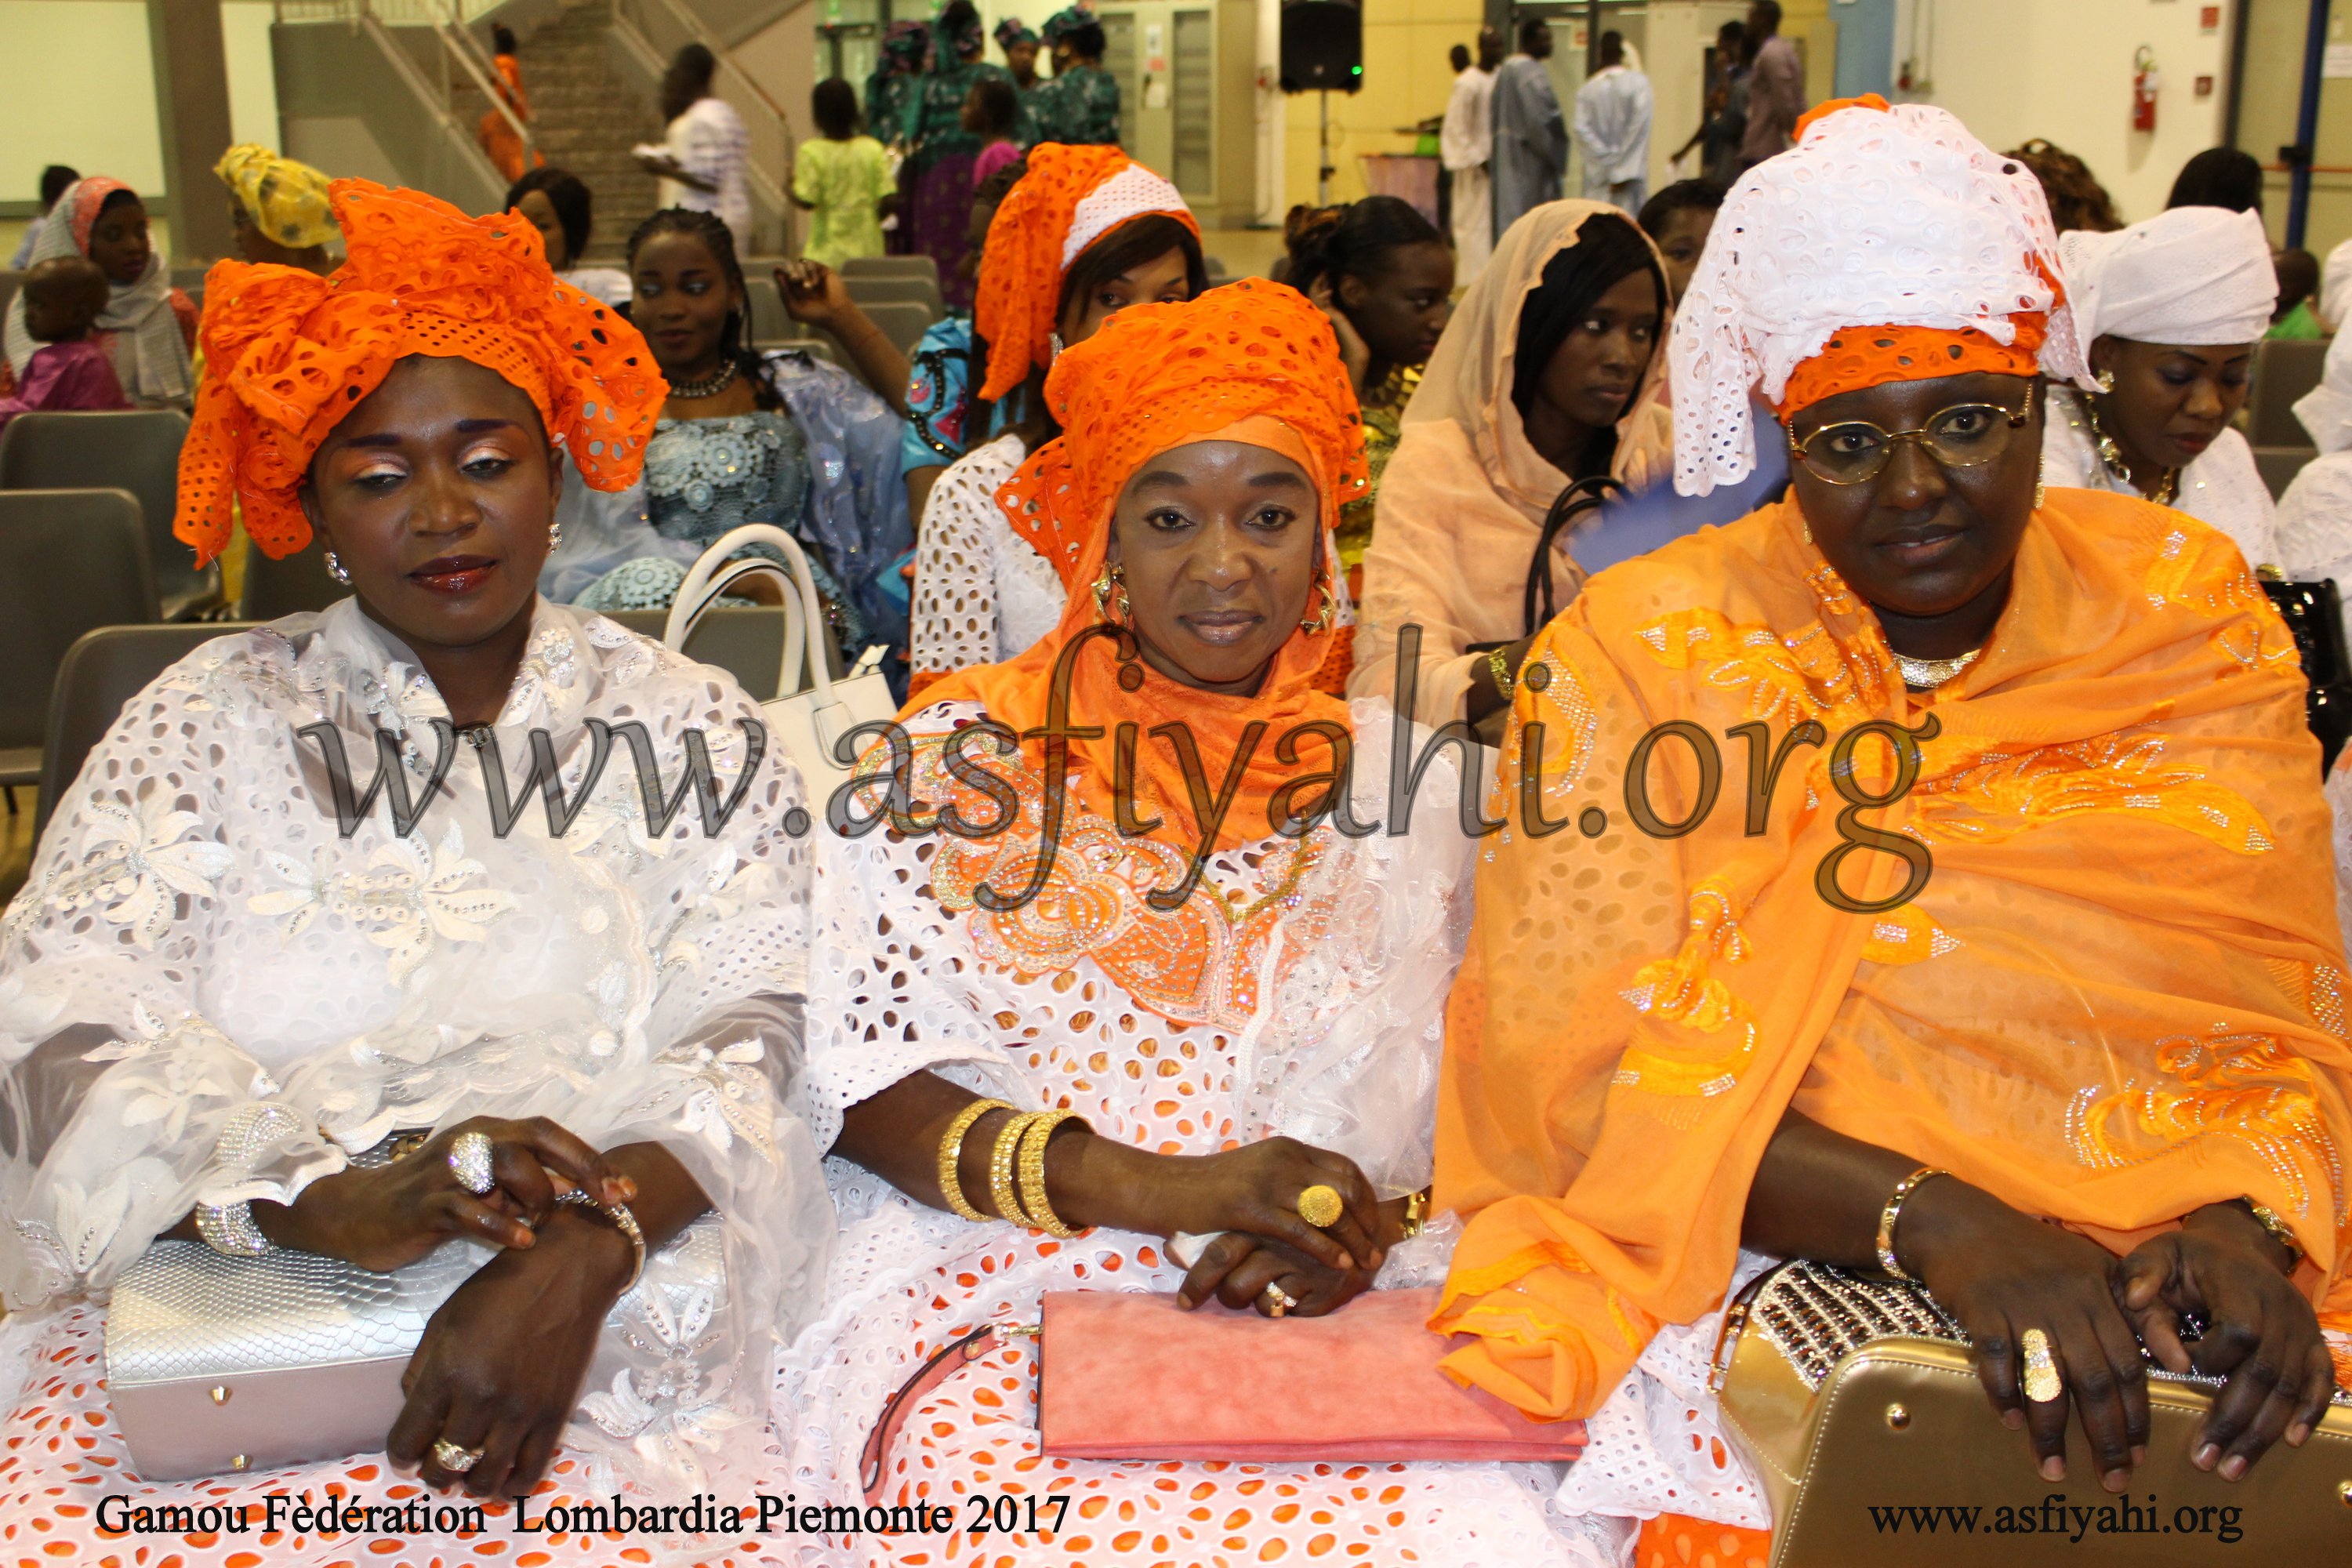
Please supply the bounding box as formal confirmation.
[1335,1253,1355,1272]
[2220,1455,2247,1481]
[2131,1446,2147,1466]
[2193,1443,2219,1470]
[2102,1468,2129,1494]
[2003,1410,2025,1430]
[2288,1423,2313,1447]
[2040,1457,2066,1483]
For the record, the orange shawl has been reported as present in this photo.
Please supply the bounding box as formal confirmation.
[1433,489,2352,1419]
[911,278,1366,856]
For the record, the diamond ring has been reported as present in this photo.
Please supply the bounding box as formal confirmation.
[448,1131,495,1196]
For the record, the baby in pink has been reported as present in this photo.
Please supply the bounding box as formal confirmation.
[0,255,129,433]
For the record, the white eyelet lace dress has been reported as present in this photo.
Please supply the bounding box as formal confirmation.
[907,434,1067,690]
[0,600,831,1568]
[2040,386,2279,569]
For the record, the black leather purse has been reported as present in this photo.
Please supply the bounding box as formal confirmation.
[2258,575,2352,775]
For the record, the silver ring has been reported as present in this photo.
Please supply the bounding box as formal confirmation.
[448,1131,495,1196]
[431,1438,482,1473]
[1260,1282,1298,1318]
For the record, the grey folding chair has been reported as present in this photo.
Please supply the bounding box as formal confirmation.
[840,255,941,285]
[0,408,220,619]
[841,299,934,358]
[2249,339,2329,448]
[240,537,347,620]
[36,622,252,837]
[0,488,159,814]
[843,272,944,321]
[747,281,794,343]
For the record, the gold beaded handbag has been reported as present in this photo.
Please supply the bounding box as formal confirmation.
[1711,1260,2352,1565]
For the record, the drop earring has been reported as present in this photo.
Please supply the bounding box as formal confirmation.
[549,516,564,550]
[1049,331,1066,362]
[325,550,351,585]
[2034,477,2046,511]
[1092,561,1130,625]
[2094,368,2115,394]
[1299,581,1337,634]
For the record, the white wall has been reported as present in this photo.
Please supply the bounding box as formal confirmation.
[1892,0,2230,225]
[0,0,285,206]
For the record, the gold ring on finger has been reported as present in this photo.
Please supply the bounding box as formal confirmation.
[2020,1328,2063,1404]
[1295,1184,1343,1229]
[1260,1282,1298,1318]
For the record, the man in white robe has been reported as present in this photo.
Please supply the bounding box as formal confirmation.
[1490,18,1567,241]
[1574,31,1652,216]
[1441,28,1503,285]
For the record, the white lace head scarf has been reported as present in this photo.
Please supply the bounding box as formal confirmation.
[2059,205,2275,350]
[1668,96,2092,495]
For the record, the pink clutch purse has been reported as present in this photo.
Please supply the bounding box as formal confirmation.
[1036,1287,1587,1464]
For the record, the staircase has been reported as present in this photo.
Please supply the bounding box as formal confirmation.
[449,0,665,263]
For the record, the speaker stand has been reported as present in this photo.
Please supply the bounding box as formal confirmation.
[1317,89,1335,206]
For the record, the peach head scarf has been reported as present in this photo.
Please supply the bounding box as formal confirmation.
[173,180,666,565]
[1671,95,2092,497]
[973,143,1199,402]
[915,278,1366,858]
[1352,201,1672,727]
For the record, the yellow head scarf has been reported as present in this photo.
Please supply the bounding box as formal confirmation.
[213,145,337,251]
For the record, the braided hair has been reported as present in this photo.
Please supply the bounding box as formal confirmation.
[624,206,782,410]
[1280,195,1442,299]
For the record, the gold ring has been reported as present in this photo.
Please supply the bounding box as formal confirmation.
[2020,1329,2063,1404]
[1260,1282,1298,1318]
[431,1438,483,1473]
[1295,1185,1343,1229]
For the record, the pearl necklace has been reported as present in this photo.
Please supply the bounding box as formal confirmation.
[1894,648,1981,691]
[666,358,739,400]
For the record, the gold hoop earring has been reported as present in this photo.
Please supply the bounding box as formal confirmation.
[1299,581,1337,634]
[1092,561,1130,626]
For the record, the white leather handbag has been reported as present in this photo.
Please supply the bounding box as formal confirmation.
[662,524,898,791]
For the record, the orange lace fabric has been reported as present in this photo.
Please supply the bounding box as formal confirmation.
[972,144,1200,402]
[174,179,666,564]
[1777,318,2048,419]
[920,280,1367,858]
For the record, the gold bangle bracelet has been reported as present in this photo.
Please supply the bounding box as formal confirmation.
[1875,1165,1950,1282]
[1485,646,1515,701]
[988,1110,1041,1224]
[1015,1109,1085,1236]
[935,1098,1012,1222]
[1399,1185,1432,1242]
[2243,1199,2304,1265]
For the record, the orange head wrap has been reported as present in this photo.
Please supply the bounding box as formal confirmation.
[972,143,1200,403]
[173,180,666,565]
[916,278,1367,856]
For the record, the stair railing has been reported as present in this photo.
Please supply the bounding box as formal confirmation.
[610,0,797,255]
[274,0,515,203]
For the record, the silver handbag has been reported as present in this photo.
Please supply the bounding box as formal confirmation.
[103,1132,492,1480]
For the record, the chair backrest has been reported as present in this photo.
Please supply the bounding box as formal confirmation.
[0,488,158,753]
[843,299,934,359]
[240,537,347,620]
[840,255,940,283]
[2255,445,2316,502]
[843,272,944,320]
[37,622,252,837]
[746,280,793,343]
[603,605,794,699]
[0,270,20,325]
[0,408,219,618]
[2249,339,2330,448]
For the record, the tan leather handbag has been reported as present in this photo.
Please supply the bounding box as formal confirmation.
[1712,1260,2352,1564]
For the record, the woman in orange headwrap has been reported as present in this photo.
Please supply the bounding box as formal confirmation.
[1,181,832,1565]
[1436,98,2352,1559]
[904,143,1205,697]
[786,281,1599,1564]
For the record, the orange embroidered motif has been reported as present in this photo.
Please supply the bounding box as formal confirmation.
[2139,524,2303,672]
[2067,1027,2343,1220]
[1635,605,1889,731]
[1860,902,1962,965]
[1613,877,1759,1106]
[1911,732,2274,852]
[1441,1238,1656,1353]
[906,731,1322,1033]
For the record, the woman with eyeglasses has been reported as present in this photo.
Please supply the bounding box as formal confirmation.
[1435,99,2351,1563]
[2039,205,2278,570]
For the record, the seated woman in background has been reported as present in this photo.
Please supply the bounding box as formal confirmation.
[2007,136,2122,234]
[3,176,194,410]
[0,256,126,432]
[2278,330,2352,647]
[1439,99,2352,1564]
[786,281,1613,1566]
[506,165,633,306]
[897,155,1028,523]
[2041,205,2278,568]
[215,143,337,274]
[1285,194,1455,591]
[544,207,912,661]
[905,145,1203,696]
[1634,176,1724,304]
[0,180,829,1557]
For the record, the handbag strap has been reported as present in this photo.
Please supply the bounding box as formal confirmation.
[676,557,809,700]
[1522,476,1621,637]
[858,1321,1038,1504]
[662,524,838,704]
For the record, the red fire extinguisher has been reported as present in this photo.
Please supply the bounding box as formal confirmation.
[2133,45,2161,132]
